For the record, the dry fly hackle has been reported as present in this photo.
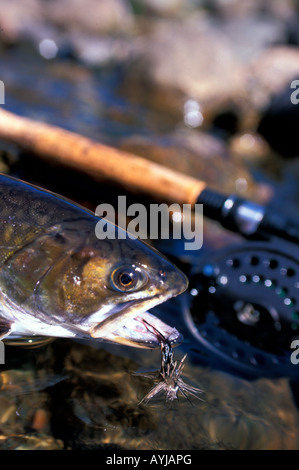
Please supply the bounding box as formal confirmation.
[138,319,203,405]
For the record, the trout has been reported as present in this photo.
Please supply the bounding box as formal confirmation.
[0,174,188,348]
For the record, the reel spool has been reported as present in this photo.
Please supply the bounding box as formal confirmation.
[183,237,299,378]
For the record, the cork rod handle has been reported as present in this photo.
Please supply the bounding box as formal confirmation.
[0,109,206,205]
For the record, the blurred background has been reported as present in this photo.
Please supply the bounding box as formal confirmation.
[1,0,299,451]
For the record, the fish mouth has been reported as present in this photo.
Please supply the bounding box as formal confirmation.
[101,311,184,349]
[89,294,184,349]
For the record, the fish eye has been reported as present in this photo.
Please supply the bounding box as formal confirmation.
[110,265,148,292]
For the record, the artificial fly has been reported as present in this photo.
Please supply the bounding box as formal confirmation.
[137,320,203,405]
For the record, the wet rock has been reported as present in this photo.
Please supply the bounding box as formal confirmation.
[0,432,63,450]
[0,0,44,43]
[121,17,245,124]
[0,364,65,449]
[218,16,286,63]
[68,34,135,66]
[120,15,286,128]
[131,0,201,17]
[198,368,299,450]
[207,0,295,22]
[229,132,273,165]
[0,0,135,45]
[120,129,271,201]
[45,0,134,36]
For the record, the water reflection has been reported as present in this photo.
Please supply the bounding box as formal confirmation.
[183,99,203,128]
[0,322,299,450]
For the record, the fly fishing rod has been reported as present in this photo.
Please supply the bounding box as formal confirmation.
[0,108,298,378]
[0,109,297,245]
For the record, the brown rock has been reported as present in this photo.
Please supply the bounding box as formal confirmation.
[120,129,270,201]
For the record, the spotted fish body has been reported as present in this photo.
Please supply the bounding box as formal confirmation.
[0,174,188,348]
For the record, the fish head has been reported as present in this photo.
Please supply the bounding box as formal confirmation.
[79,234,189,348]
[57,222,188,348]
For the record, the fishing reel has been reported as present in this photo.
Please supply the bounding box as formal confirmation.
[182,236,299,379]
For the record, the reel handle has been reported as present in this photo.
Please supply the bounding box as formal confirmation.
[197,188,299,245]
